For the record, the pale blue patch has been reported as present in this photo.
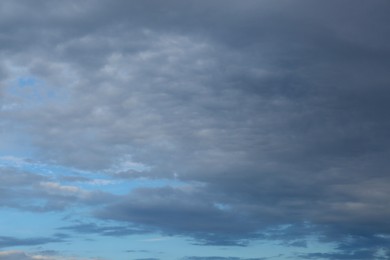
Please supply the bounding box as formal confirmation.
[0,156,187,195]
[106,154,152,173]
[0,209,335,260]
[4,75,66,109]
[18,76,38,88]
[10,76,44,103]
[31,233,173,260]
[213,202,231,211]
[0,208,68,238]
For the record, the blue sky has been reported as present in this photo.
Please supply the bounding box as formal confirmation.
[1,1,390,259]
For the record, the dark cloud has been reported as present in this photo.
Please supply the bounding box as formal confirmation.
[300,249,390,260]
[95,186,261,246]
[1,0,390,258]
[300,234,390,260]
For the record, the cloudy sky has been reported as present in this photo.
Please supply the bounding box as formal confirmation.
[1,1,390,259]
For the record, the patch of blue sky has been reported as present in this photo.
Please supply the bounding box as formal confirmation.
[0,207,334,260]
[9,76,43,102]
[0,208,68,238]
[82,178,187,195]
[105,154,152,173]
[17,76,38,88]
[4,75,67,109]
[0,209,336,260]
[302,237,337,256]
[0,155,187,195]
[67,233,321,260]
[0,156,80,177]
[37,233,170,260]
[168,237,335,260]
[3,234,337,260]
[52,233,198,260]
[0,156,102,182]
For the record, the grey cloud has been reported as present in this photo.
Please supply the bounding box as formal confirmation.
[0,168,114,212]
[0,168,45,186]
[134,258,160,260]
[59,222,148,237]
[3,0,389,173]
[0,251,33,260]
[0,234,66,248]
[95,186,262,246]
[300,249,390,260]
[1,0,390,257]
[126,250,151,253]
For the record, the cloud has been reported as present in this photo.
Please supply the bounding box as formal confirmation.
[59,222,148,237]
[0,167,114,212]
[0,251,37,260]
[302,234,390,260]
[299,249,390,260]
[0,250,102,260]
[0,234,67,248]
[1,0,390,258]
[95,186,262,246]
[133,258,160,260]
[183,257,268,260]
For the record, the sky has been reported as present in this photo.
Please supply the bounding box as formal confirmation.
[1,0,390,259]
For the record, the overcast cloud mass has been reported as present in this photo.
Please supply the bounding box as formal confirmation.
[1,1,390,259]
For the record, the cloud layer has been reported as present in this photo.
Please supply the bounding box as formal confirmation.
[1,1,390,259]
